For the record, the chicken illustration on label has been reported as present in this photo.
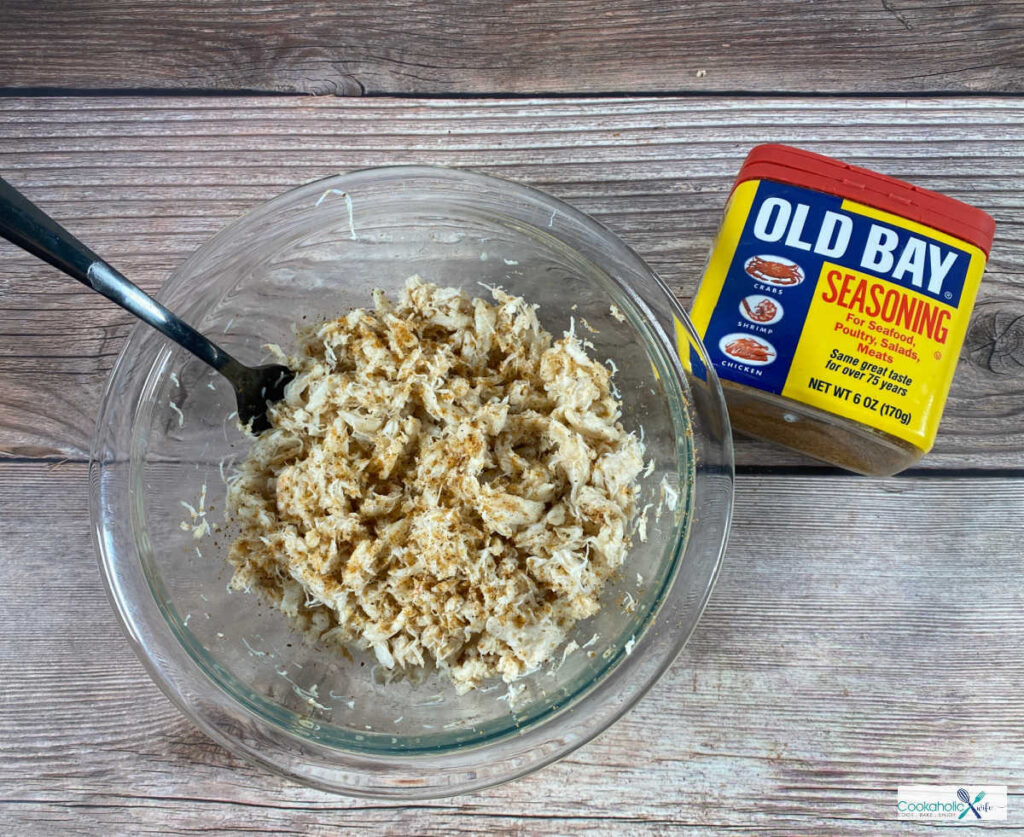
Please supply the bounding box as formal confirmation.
[719,333,777,366]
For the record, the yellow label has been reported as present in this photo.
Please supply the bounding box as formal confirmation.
[689,179,987,452]
[690,180,761,337]
[783,261,979,445]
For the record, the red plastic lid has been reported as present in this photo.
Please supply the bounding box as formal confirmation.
[735,144,996,256]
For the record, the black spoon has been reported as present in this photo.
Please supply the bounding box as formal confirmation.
[0,176,293,433]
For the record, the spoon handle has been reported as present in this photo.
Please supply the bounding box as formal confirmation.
[0,175,244,377]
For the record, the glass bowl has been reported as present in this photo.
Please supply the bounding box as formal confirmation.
[91,167,733,798]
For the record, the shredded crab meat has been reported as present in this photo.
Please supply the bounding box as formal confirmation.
[226,277,644,693]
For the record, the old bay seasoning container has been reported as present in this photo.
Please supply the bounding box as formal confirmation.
[690,145,996,475]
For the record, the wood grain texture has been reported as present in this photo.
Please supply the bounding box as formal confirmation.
[1,461,1022,833]
[1,0,1022,95]
[0,96,1021,467]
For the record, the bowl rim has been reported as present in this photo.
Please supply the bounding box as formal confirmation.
[90,164,734,798]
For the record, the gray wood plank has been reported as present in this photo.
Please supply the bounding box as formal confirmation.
[1,461,1022,832]
[1,0,1022,95]
[0,96,1021,468]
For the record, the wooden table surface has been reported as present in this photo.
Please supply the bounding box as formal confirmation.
[1,3,1023,834]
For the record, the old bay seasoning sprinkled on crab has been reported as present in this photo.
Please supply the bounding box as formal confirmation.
[225,277,645,693]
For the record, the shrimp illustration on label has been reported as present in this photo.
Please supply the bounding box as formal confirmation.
[719,333,777,366]
[739,295,783,325]
[744,254,804,286]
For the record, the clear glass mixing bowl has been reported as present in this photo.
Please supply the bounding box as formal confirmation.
[91,167,733,798]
